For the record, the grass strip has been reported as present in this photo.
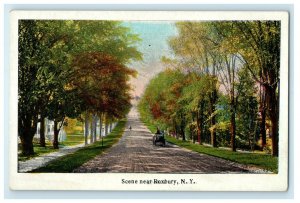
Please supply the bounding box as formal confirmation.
[165,136,278,173]
[31,119,126,173]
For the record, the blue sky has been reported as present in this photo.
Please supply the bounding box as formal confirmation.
[123,21,177,65]
[122,21,178,96]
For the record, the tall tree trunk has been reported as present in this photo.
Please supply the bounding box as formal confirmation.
[179,113,186,141]
[211,115,217,147]
[99,114,102,139]
[260,107,267,149]
[110,123,112,132]
[93,115,97,141]
[53,120,59,149]
[181,125,186,141]
[192,114,195,143]
[196,123,201,144]
[210,87,218,147]
[191,127,195,143]
[173,120,177,139]
[19,115,38,155]
[105,123,108,136]
[90,119,94,143]
[196,109,203,145]
[20,125,35,156]
[84,113,89,145]
[230,96,236,152]
[267,85,279,157]
[40,115,46,147]
[259,84,267,149]
[180,113,186,141]
[270,114,279,156]
[230,111,236,152]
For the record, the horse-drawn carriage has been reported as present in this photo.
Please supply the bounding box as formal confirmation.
[152,129,166,146]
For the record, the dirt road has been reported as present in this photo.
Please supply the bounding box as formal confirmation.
[74,106,266,173]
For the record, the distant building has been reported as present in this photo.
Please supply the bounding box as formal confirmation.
[83,121,118,137]
[35,118,66,142]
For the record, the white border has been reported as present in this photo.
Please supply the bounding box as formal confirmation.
[9,11,289,191]
[11,10,288,21]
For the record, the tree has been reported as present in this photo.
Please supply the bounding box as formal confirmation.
[180,73,216,145]
[70,52,136,144]
[239,21,280,156]
[18,20,41,155]
[47,81,82,148]
[236,67,259,150]
[216,53,242,152]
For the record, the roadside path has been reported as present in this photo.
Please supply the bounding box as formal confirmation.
[18,143,85,172]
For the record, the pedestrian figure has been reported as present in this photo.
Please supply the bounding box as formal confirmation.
[129,125,132,131]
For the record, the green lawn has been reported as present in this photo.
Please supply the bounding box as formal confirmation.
[60,133,84,146]
[31,119,126,173]
[165,135,278,173]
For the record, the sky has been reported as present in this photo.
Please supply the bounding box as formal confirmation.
[122,21,178,97]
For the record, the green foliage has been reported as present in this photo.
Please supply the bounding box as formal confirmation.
[138,69,188,138]
[180,74,211,112]
[236,67,260,150]
[64,118,81,134]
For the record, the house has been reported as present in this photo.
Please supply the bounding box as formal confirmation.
[35,118,67,142]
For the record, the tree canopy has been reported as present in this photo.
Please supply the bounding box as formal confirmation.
[18,20,142,155]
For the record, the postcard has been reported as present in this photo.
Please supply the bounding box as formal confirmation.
[10,10,289,191]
